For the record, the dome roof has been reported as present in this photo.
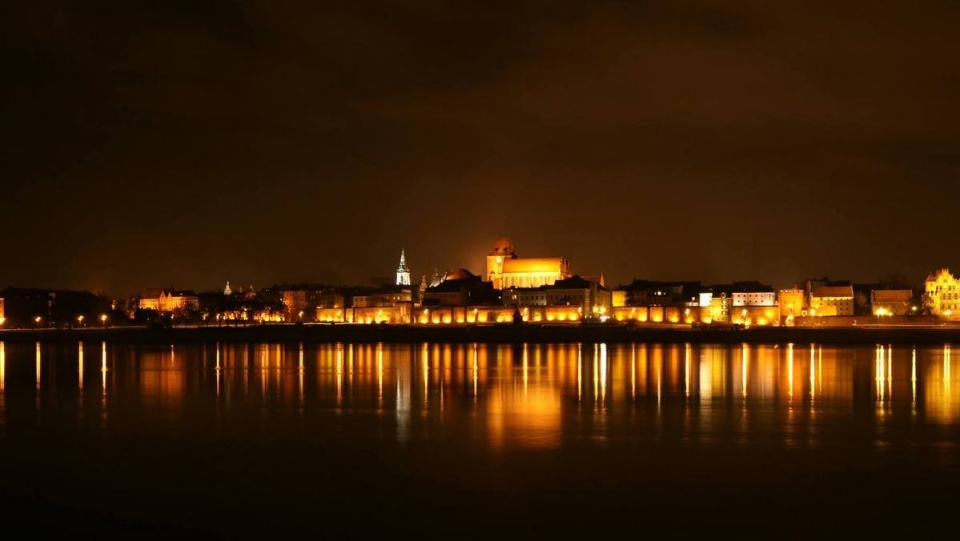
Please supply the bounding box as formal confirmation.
[491,236,514,255]
[444,268,476,281]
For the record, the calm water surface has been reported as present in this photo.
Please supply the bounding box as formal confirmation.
[1,341,959,537]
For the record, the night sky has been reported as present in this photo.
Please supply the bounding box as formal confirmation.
[3,1,959,297]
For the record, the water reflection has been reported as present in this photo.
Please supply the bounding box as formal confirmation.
[912,347,917,412]
[78,341,84,390]
[1,342,960,453]
[35,342,41,391]
[1,342,5,428]
[928,344,959,423]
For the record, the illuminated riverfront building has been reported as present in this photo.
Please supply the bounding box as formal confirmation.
[702,282,777,325]
[502,276,612,321]
[618,280,701,308]
[485,237,570,290]
[280,289,310,318]
[730,283,776,307]
[611,280,701,323]
[138,288,200,314]
[871,289,915,316]
[778,289,805,324]
[925,269,960,319]
[605,279,783,326]
[416,271,611,324]
[422,269,498,307]
[199,286,285,323]
[809,284,854,316]
[277,284,337,320]
[353,287,412,308]
[406,270,501,323]
[315,285,414,324]
[316,255,418,323]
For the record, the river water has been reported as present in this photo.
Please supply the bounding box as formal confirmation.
[1,341,958,537]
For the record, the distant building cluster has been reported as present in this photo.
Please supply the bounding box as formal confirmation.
[0,288,113,329]
[313,237,931,327]
[1,237,959,329]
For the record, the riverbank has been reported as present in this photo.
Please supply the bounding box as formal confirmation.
[3,322,960,345]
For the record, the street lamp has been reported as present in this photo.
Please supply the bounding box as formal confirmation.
[35,316,42,328]
[77,315,84,327]
[100,314,108,328]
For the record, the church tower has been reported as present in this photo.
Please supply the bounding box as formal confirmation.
[486,236,516,290]
[396,249,411,286]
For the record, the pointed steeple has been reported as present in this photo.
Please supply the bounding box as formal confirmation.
[396,249,411,286]
[224,281,232,296]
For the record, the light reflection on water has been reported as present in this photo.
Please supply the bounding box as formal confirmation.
[0,339,958,540]
[0,341,959,456]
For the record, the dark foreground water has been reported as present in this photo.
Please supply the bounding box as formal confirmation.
[1,341,959,538]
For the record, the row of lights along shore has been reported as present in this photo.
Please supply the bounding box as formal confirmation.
[2,314,112,329]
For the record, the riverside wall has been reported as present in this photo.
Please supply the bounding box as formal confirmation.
[4,322,960,345]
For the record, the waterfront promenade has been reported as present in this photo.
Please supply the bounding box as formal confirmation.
[3,322,960,345]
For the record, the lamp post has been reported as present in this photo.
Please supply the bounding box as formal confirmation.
[77,315,84,328]
[100,314,108,328]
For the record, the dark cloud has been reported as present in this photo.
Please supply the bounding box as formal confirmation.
[1,1,959,295]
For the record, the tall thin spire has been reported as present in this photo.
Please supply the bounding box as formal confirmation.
[396,249,411,286]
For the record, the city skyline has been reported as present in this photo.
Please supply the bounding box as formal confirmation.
[4,2,959,297]
[0,238,945,299]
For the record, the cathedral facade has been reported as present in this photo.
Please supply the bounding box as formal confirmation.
[485,237,570,290]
